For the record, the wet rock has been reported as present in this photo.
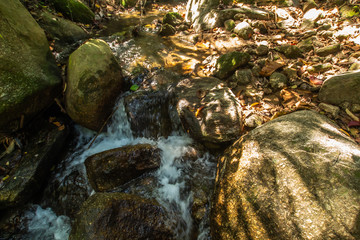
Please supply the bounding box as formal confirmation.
[65,39,124,131]
[224,19,235,32]
[234,21,253,40]
[163,12,183,27]
[0,0,61,132]
[42,170,89,218]
[256,44,269,56]
[319,103,340,118]
[244,114,263,128]
[0,119,69,210]
[211,110,360,240]
[319,71,360,106]
[269,72,288,89]
[307,63,332,73]
[159,23,176,36]
[276,45,303,59]
[70,192,175,240]
[38,11,88,49]
[214,51,250,79]
[297,37,314,53]
[52,0,94,24]
[315,43,341,57]
[174,77,242,148]
[124,90,172,139]
[85,144,161,192]
[233,69,253,85]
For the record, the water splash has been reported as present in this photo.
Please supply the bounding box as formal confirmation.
[23,205,71,240]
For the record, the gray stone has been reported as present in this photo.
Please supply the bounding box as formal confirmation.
[65,39,124,131]
[233,6,274,20]
[270,72,288,89]
[319,103,340,118]
[297,37,314,53]
[233,69,253,85]
[244,114,263,128]
[234,21,253,40]
[0,0,61,132]
[211,110,360,240]
[256,45,269,56]
[52,0,95,24]
[174,77,242,147]
[214,51,250,79]
[277,45,303,59]
[319,71,360,106]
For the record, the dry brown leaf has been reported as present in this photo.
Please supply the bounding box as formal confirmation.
[259,61,285,77]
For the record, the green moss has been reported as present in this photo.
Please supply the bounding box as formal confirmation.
[163,12,183,27]
[214,51,250,79]
[120,0,137,7]
[53,0,94,24]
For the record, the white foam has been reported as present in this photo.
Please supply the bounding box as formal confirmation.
[24,205,71,240]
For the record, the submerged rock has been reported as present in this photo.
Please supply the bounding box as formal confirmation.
[85,144,161,192]
[214,51,250,79]
[174,77,242,148]
[211,110,360,239]
[70,192,175,240]
[319,70,360,106]
[0,119,68,209]
[52,0,95,24]
[65,39,124,131]
[0,0,61,132]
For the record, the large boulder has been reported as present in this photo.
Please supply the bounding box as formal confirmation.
[85,144,161,192]
[51,0,95,24]
[65,39,124,131]
[0,0,61,132]
[0,119,69,209]
[39,11,88,49]
[319,70,360,106]
[211,110,360,239]
[70,192,175,240]
[174,77,243,148]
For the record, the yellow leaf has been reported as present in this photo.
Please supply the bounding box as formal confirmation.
[195,106,205,117]
[250,102,260,108]
[95,4,101,8]
[53,121,62,127]
[57,12,63,17]
[339,129,350,137]
[2,175,9,181]
[345,108,359,121]
[58,125,65,131]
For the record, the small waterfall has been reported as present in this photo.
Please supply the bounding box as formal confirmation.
[23,97,216,240]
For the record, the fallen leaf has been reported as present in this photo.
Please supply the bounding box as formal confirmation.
[195,106,205,117]
[2,175,9,181]
[130,84,139,91]
[58,125,65,131]
[340,129,351,137]
[308,75,323,85]
[53,121,62,127]
[250,102,260,108]
[348,121,360,127]
[260,61,285,77]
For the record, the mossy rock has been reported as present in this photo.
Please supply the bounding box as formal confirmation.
[65,39,124,131]
[159,23,176,36]
[276,45,303,59]
[163,12,183,27]
[52,0,95,24]
[340,5,360,18]
[0,0,61,132]
[224,19,235,32]
[120,0,138,8]
[214,51,250,79]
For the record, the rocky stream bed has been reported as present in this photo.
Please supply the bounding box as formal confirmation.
[1,0,360,239]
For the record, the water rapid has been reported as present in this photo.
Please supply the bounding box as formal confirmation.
[23,98,216,240]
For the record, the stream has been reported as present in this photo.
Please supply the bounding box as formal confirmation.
[19,3,217,239]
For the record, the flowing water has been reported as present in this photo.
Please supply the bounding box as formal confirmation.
[20,2,218,239]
